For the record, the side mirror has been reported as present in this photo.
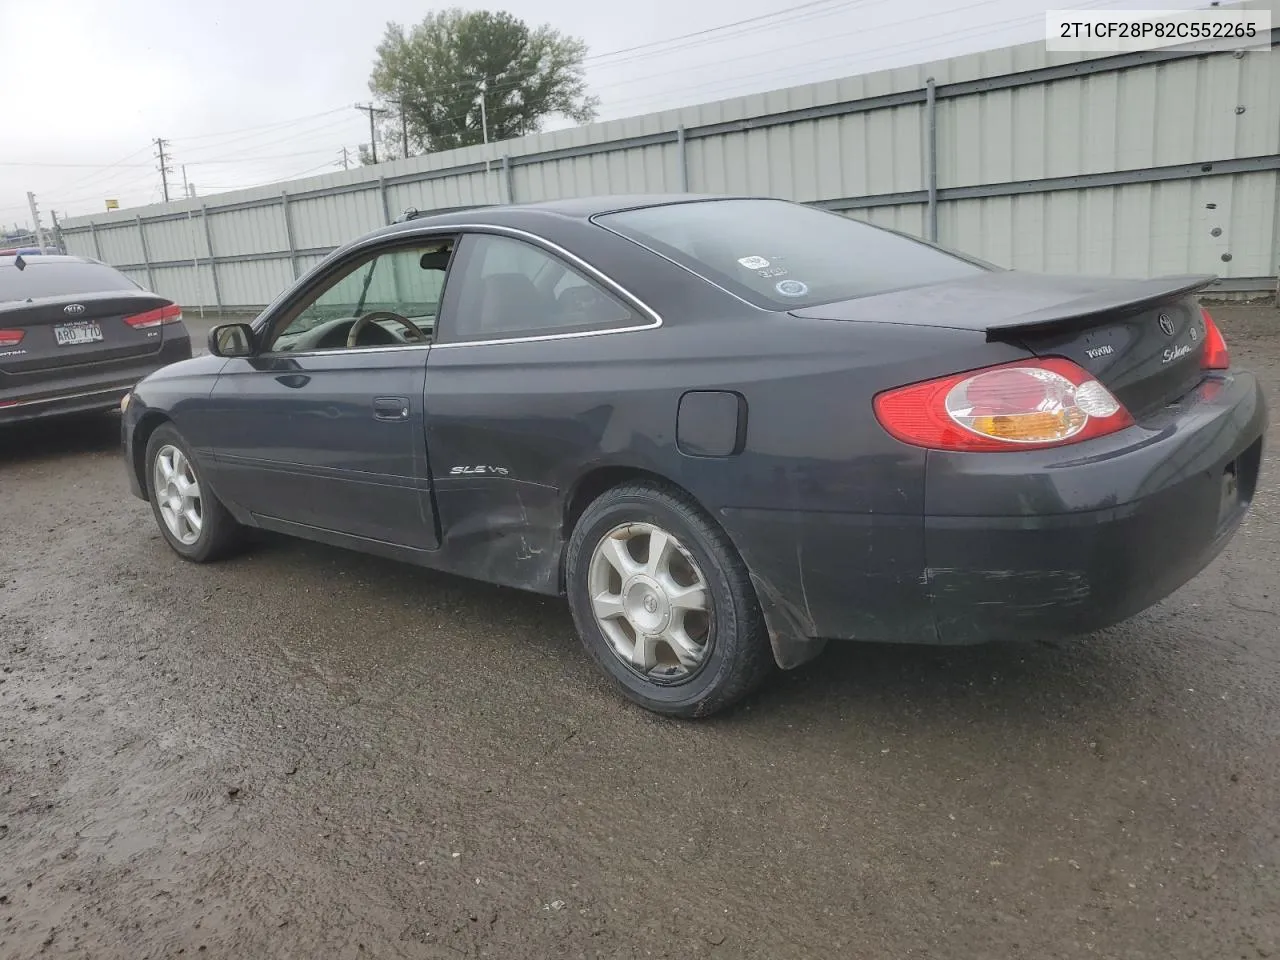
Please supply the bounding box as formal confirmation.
[208,322,255,358]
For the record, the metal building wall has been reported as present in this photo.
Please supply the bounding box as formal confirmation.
[61,16,1280,310]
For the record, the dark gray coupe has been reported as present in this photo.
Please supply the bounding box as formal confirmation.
[120,195,1266,717]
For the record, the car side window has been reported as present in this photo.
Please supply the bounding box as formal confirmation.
[268,239,454,353]
[442,234,636,342]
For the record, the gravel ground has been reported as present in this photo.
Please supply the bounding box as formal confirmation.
[1,303,1278,959]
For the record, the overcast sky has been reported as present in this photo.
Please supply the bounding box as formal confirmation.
[0,0,1215,227]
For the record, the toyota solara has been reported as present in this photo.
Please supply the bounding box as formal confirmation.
[120,195,1266,717]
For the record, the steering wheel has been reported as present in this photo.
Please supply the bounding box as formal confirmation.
[345,310,428,348]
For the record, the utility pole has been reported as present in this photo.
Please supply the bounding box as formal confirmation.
[49,209,62,252]
[476,81,490,173]
[381,97,412,160]
[25,192,48,252]
[355,103,386,164]
[476,82,489,148]
[181,164,192,200]
[154,137,172,203]
[398,84,410,159]
[337,145,351,171]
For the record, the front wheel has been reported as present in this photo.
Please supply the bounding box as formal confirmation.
[144,423,244,562]
[565,482,774,718]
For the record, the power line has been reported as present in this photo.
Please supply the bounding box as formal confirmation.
[18,143,157,204]
[583,0,858,62]
[0,140,344,174]
[600,0,1116,115]
[186,147,341,166]
[395,0,1118,115]
[171,106,352,144]
[585,0,1011,95]
[194,159,339,194]
[47,171,171,210]
[0,160,153,168]
[173,109,359,157]
[178,114,361,163]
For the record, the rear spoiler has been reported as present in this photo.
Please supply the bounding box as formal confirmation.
[984,274,1216,337]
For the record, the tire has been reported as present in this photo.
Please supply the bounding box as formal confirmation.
[565,481,774,718]
[144,423,244,563]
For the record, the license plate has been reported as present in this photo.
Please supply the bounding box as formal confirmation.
[54,321,104,346]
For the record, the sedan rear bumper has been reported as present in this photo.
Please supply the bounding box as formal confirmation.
[0,337,191,426]
[0,383,137,423]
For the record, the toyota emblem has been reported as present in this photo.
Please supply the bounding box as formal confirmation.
[1157,314,1176,336]
[63,303,86,316]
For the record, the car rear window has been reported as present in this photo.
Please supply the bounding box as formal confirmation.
[595,198,990,309]
[0,261,139,302]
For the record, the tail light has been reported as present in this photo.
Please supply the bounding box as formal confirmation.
[1200,307,1229,370]
[123,303,184,328]
[0,329,24,347]
[874,357,1134,452]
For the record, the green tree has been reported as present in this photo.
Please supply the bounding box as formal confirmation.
[364,8,598,160]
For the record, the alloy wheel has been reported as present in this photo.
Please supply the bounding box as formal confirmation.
[153,444,203,546]
[586,521,713,683]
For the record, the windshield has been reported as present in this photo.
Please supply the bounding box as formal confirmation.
[0,260,139,303]
[595,198,990,310]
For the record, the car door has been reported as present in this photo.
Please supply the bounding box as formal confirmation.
[423,230,656,590]
[204,237,456,550]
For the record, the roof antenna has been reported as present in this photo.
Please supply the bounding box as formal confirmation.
[13,253,26,271]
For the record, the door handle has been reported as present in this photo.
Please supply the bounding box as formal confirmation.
[373,396,410,421]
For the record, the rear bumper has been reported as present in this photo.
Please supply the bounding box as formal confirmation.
[0,337,191,426]
[723,370,1266,651]
[0,383,135,424]
[924,370,1266,643]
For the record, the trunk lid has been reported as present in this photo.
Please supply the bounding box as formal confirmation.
[789,271,1216,420]
[0,290,172,375]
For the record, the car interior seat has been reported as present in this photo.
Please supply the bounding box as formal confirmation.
[476,272,552,333]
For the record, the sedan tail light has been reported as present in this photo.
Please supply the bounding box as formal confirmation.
[123,303,184,328]
[0,329,24,347]
[874,357,1134,452]
[1201,307,1229,370]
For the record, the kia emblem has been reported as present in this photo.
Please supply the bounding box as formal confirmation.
[63,303,86,316]
[1158,314,1176,336]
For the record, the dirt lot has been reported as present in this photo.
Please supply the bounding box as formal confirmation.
[2,304,1278,959]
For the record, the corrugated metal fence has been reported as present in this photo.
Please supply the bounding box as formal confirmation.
[61,26,1280,310]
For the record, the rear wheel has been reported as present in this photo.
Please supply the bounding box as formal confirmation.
[565,482,774,718]
[144,423,243,562]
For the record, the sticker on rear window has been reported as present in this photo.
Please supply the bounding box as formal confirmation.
[737,256,770,270]
[774,279,809,297]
